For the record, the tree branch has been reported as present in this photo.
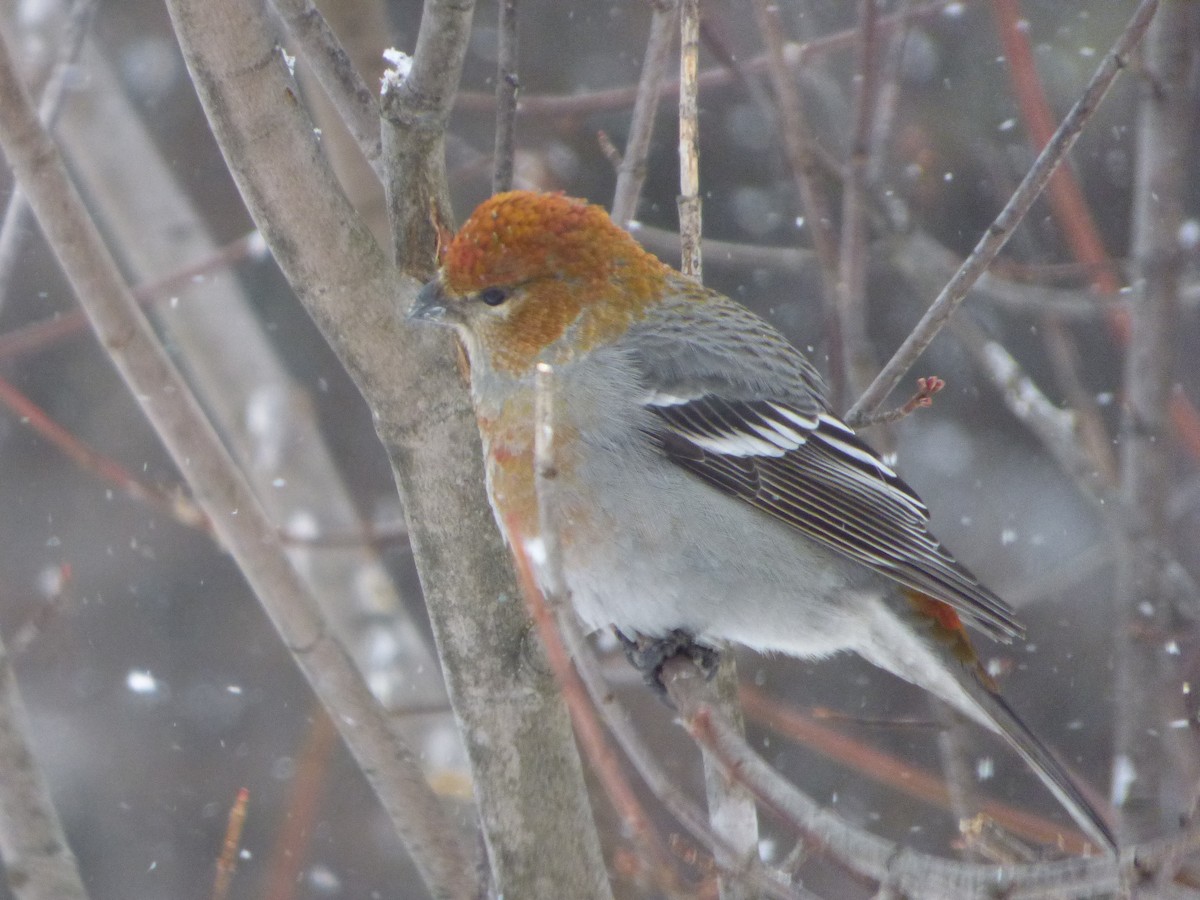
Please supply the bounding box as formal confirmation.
[847,0,1159,425]
[491,0,519,194]
[610,0,677,227]
[0,14,475,898]
[1114,0,1200,843]
[163,0,610,895]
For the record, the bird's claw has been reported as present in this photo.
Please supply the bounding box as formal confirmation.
[616,628,720,698]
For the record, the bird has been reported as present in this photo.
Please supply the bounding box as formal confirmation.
[407,189,1115,853]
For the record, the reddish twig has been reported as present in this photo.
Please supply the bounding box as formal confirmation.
[0,373,208,530]
[263,710,337,900]
[662,662,1170,896]
[853,375,944,428]
[992,0,1119,487]
[0,230,261,363]
[212,787,249,900]
[505,521,685,890]
[596,129,622,169]
[740,685,1098,855]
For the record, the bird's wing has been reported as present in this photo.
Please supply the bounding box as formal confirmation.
[627,294,1022,642]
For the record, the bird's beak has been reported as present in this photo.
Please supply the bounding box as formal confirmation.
[408,278,448,323]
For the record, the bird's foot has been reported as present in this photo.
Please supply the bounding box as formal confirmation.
[616,628,720,697]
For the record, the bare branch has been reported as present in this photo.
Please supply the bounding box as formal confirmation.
[170,0,615,892]
[852,375,944,428]
[990,0,1120,489]
[492,0,519,194]
[847,0,1159,425]
[455,1,955,118]
[0,0,95,319]
[0,629,88,899]
[750,0,844,403]
[662,658,1187,898]
[610,0,677,227]
[837,0,881,400]
[676,7,761,891]
[0,16,475,899]
[376,1,615,893]
[676,0,701,279]
[948,316,1112,508]
[380,0,474,276]
[1114,0,1200,843]
[0,374,206,530]
[269,0,383,171]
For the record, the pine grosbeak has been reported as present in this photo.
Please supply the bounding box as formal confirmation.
[409,190,1114,851]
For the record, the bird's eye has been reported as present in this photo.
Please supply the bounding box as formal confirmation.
[479,287,508,307]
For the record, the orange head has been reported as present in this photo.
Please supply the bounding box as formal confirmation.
[408,191,669,375]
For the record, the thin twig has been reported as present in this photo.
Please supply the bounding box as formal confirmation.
[596,129,622,169]
[262,709,337,900]
[0,374,208,530]
[0,22,476,899]
[740,685,1100,854]
[852,375,943,428]
[866,0,914,185]
[933,705,985,862]
[454,1,955,118]
[268,0,383,172]
[837,0,881,400]
[991,0,1119,488]
[0,231,262,363]
[676,7,761,893]
[676,0,701,279]
[610,0,677,227]
[750,0,844,404]
[0,0,96,318]
[491,0,518,194]
[211,787,249,900]
[663,659,1183,898]
[532,364,566,600]
[948,314,1116,509]
[847,0,1159,425]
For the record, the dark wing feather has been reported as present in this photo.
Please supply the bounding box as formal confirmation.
[647,395,1022,641]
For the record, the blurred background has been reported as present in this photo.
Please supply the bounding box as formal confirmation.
[0,0,1196,897]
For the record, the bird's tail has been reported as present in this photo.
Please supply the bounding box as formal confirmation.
[955,663,1117,854]
[866,592,1117,853]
